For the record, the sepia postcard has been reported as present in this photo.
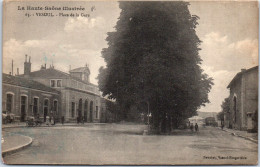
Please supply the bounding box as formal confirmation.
[1,0,258,165]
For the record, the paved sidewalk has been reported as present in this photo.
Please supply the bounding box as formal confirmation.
[2,131,33,157]
[2,122,107,129]
[1,122,107,157]
[219,127,258,143]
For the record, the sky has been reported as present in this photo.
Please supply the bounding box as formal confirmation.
[3,1,258,113]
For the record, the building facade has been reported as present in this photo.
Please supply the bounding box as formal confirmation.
[2,73,60,122]
[225,66,258,131]
[20,56,102,122]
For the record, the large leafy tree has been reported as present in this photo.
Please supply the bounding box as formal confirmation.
[98,1,213,133]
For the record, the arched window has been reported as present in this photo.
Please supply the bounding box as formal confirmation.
[33,97,39,116]
[84,100,88,121]
[90,101,93,122]
[96,106,98,119]
[20,95,28,122]
[71,102,75,118]
[43,99,49,122]
[78,99,83,118]
[6,93,13,113]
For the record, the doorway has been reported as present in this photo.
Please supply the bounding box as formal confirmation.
[33,98,38,116]
[90,101,93,122]
[84,100,88,122]
[20,96,27,122]
[78,99,83,120]
[44,99,49,122]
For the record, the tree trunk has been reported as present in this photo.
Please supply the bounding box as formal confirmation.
[161,111,167,133]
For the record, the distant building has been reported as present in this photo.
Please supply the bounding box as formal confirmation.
[188,116,204,125]
[205,117,217,126]
[226,66,258,131]
[2,73,60,122]
[18,55,103,122]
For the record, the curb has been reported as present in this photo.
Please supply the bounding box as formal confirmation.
[219,127,258,144]
[235,134,258,144]
[2,134,33,157]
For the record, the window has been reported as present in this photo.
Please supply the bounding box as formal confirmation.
[21,96,27,121]
[50,80,62,87]
[71,102,75,118]
[50,80,55,87]
[57,80,62,87]
[33,97,39,115]
[82,74,84,80]
[6,94,13,112]
[53,100,58,115]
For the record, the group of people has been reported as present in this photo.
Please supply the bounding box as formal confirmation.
[32,115,87,126]
[45,115,56,126]
[77,116,85,124]
[190,123,199,132]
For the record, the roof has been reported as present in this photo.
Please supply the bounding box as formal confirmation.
[227,66,258,88]
[2,73,60,94]
[20,68,70,78]
[20,67,98,87]
[69,67,90,74]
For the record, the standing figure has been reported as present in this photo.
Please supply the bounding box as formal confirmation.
[61,116,64,125]
[195,123,199,132]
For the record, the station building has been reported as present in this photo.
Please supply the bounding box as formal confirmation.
[2,73,60,122]
[225,66,258,131]
[19,55,102,122]
[2,55,104,123]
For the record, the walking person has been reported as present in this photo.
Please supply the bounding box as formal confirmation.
[190,123,194,131]
[51,116,55,125]
[195,123,199,132]
[221,123,224,130]
[46,115,50,126]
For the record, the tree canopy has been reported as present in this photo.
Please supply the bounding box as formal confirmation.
[98,1,213,133]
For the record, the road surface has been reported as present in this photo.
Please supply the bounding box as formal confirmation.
[2,124,258,165]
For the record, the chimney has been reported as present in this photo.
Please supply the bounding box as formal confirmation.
[17,68,19,75]
[241,68,246,72]
[11,60,13,76]
[45,63,46,69]
[24,54,31,76]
